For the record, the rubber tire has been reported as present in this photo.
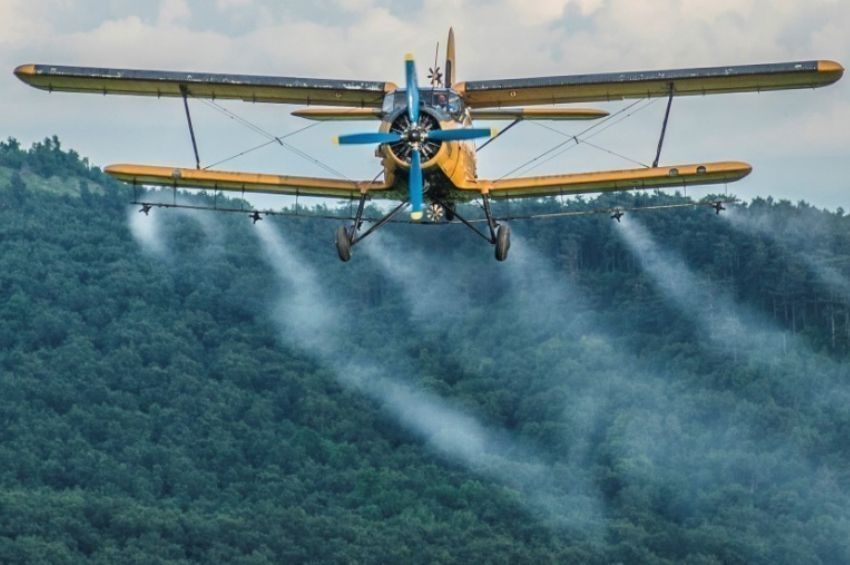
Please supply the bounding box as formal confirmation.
[335,226,352,262]
[495,224,511,262]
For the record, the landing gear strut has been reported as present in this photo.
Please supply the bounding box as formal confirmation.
[436,193,511,262]
[334,192,511,263]
[334,192,409,262]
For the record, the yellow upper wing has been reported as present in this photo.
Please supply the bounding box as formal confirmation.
[105,164,394,199]
[457,162,752,199]
[15,64,395,108]
[454,61,843,108]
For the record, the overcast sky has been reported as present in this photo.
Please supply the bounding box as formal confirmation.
[2,0,848,209]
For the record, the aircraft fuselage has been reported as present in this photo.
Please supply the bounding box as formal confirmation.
[376,87,479,202]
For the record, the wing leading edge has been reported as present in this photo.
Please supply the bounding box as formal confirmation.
[14,64,395,108]
[458,162,752,199]
[105,164,394,199]
[455,60,843,108]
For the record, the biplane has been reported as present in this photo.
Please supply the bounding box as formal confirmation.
[14,29,843,261]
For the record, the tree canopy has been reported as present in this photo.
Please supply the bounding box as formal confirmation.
[0,138,849,563]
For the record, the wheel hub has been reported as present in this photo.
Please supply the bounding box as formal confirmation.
[406,127,424,144]
[426,203,445,222]
[388,112,441,164]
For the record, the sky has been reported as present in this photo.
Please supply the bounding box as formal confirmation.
[1,0,848,209]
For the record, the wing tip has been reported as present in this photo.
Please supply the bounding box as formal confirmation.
[726,160,752,171]
[105,164,173,178]
[13,64,36,80]
[818,60,844,82]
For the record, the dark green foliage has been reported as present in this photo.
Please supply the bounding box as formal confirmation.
[0,138,24,170]
[0,138,849,563]
[8,172,25,203]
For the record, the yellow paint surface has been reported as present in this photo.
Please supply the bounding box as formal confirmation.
[458,162,752,199]
[105,164,392,198]
[470,107,609,120]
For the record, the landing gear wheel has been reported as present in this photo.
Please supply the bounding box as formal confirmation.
[495,224,511,262]
[335,226,352,262]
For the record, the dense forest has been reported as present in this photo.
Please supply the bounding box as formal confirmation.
[1,137,849,563]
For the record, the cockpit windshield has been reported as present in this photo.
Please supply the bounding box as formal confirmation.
[382,89,465,121]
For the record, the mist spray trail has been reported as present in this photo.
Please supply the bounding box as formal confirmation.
[501,233,599,339]
[362,232,477,329]
[499,225,850,538]
[362,229,732,524]
[725,207,850,303]
[128,193,227,261]
[615,216,790,359]
[615,215,850,415]
[127,206,168,258]
[176,206,225,250]
[498,231,710,480]
[253,221,605,532]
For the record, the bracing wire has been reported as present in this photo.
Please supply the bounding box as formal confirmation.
[517,98,661,175]
[203,122,320,170]
[497,97,659,179]
[199,99,349,179]
[529,121,650,168]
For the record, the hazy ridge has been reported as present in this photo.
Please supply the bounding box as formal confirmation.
[1,137,849,564]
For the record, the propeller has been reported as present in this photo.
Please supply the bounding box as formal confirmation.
[335,54,493,220]
[334,132,401,145]
[428,66,443,87]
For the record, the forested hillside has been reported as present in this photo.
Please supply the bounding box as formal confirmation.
[1,137,849,564]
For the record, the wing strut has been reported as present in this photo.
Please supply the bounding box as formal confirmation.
[652,84,674,168]
[481,192,499,243]
[477,119,521,153]
[180,86,202,170]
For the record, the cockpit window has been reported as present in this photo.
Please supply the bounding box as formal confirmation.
[447,93,462,117]
[433,92,449,111]
[382,89,465,121]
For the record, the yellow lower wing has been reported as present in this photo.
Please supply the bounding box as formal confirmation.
[105,164,393,199]
[457,162,752,199]
[470,108,609,120]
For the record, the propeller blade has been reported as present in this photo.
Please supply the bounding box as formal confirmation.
[427,128,495,142]
[405,53,420,124]
[335,132,402,145]
[409,149,423,221]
